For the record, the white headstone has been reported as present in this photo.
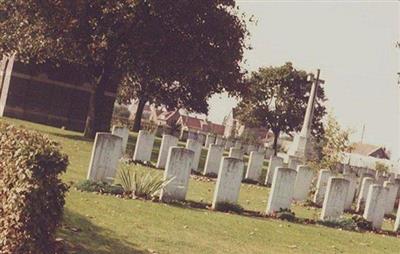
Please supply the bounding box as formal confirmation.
[266,167,297,215]
[293,165,314,201]
[356,177,374,212]
[313,169,332,206]
[246,144,257,155]
[160,147,194,201]
[320,177,349,221]
[186,139,202,171]
[258,145,266,153]
[187,131,198,140]
[342,164,352,175]
[234,140,242,149]
[356,172,374,197]
[265,148,274,159]
[87,133,122,182]
[204,134,216,148]
[265,156,284,186]
[133,130,155,162]
[394,200,400,232]
[363,184,388,229]
[156,134,179,169]
[225,139,234,150]
[215,136,224,146]
[383,181,398,214]
[212,157,244,210]
[245,151,264,182]
[288,156,302,170]
[229,147,244,160]
[111,126,129,154]
[203,144,224,175]
[343,173,358,211]
[375,173,387,185]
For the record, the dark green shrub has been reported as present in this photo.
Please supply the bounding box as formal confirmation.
[75,180,124,195]
[318,218,356,231]
[0,123,69,254]
[351,215,373,231]
[113,105,131,119]
[274,208,296,222]
[317,216,372,231]
[213,202,244,214]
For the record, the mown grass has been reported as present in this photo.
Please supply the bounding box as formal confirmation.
[2,117,400,254]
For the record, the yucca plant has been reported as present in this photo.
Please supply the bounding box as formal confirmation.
[118,165,172,199]
[119,165,135,195]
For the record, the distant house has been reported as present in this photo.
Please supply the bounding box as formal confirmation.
[223,108,269,142]
[350,143,390,160]
[176,115,225,138]
[150,109,180,127]
[339,142,393,171]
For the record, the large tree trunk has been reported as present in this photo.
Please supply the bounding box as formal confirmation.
[272,130,280,156]
[132,97,147,132]
[84,70,115,139]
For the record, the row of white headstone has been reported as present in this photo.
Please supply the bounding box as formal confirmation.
[312,169,400,231]
[86,128,400,232]
[133,130,274,179]
[87,129,274,182]
[188,131,266,155]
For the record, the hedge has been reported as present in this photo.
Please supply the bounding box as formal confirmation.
[0,123,69,254]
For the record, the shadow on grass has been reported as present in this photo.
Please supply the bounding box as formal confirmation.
[46,132,93,143]
[59,209,149,254]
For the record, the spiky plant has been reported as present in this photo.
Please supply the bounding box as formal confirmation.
[118,165,172,199]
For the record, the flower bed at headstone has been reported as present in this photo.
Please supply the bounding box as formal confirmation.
[75,180,124,195]
[76,164,169,201]
[0,123,68,253]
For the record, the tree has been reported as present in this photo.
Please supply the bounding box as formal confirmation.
[115,1,249,131]
[375,162,389,174]
[317,113,353,170]
[0,0,249,136]
[235,62,326,154]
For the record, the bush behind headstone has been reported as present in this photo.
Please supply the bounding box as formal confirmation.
[0,123,68,254]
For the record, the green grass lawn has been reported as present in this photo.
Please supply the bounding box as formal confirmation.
[2,117,400,254]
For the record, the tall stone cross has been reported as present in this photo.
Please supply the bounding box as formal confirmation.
[288,69,324,161]
[300,69,324,138]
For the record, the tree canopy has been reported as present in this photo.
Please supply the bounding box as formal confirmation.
[315,113,352,170]
[235,62,327,153]
[0,0,249,135]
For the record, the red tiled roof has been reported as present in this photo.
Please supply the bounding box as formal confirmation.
[180,116,225,135]
[208,123,225,135]
[181,115,202,130]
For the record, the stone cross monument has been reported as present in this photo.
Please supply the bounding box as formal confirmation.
[288,69,324,161]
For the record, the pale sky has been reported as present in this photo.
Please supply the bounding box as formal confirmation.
[205,0,400,161]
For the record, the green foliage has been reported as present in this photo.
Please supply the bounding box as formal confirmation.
[351,215,373,231]
[213,202,244,214]
[75,180,124,196]
[313,113,353,170]
[235,62,327,154]
[375,162,389,173]
[318,218,355,230]
[274,208,296,222]
[143,120,158,134]
[0,0,251,135]
[118,164,170,199]
[113,105,131,119]
[0,123,68,254]
[239,129,259,145]
[318,215,373,232]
